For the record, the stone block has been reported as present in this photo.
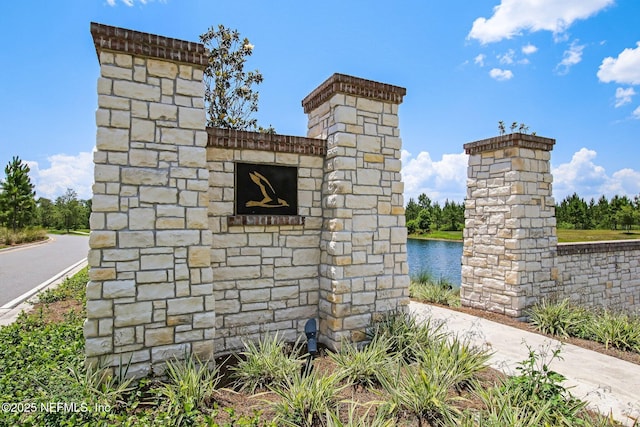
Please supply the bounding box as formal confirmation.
[167,297,204,315]
[119,231,155,248]
[333,105,357,125]
[85,337,113,356]
[86,300,113,318]
[90,229,117,249]
[140,187,178,204]
[156,230,200,246]
[178,107,206,130]
[188,246,211,267]
[113,80,160,102]
[114,302,153,326]
[145,327,175,346]
[147,59,178,78]
[141,254,173,270]
[179,146,206,167]
[176,78,204,97]
[129,208,155,230]
[122,168,168,186]
[103,280,136,298]
[97,128,129,152]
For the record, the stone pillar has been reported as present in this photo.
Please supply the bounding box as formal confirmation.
[302,74,410,348]
[461,133,556,318]
[86,23,214,376]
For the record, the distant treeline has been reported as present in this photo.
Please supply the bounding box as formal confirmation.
[405,194,465,234]
[406,192,640,233]
[555,193,640,230]
[1,155,90,232]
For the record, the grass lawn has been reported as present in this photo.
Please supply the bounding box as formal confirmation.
[409,230,463,241]
[557,229,640,243]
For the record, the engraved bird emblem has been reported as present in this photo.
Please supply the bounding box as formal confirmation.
[245,171,290,208]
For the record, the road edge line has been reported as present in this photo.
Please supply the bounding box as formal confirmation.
[1,258,88,310]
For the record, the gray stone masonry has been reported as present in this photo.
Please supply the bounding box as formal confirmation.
[88,23,411,369]
[461,133,557,318]
[87,23,214,376]
[303,74,410,347]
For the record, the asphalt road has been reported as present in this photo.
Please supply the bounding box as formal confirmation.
[0,234,89,307]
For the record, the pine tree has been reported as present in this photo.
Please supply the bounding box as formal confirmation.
[0,156,36,230]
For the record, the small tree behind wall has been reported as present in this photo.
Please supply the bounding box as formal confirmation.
[200,25,264,130]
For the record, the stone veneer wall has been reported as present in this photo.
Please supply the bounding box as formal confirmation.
[461,133,557,318]
[554,241,640,311]
[87,23,214,375]
[303,74,410,346]
[206,128,325,351]
[87,23,411,370]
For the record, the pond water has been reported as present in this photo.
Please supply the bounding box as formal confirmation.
[406,238,463,287]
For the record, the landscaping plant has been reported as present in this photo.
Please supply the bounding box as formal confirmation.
[230,332,306,393]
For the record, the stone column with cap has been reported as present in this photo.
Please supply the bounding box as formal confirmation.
[461,133,557,318]
[302,74,410,348]
[86,23,214,376]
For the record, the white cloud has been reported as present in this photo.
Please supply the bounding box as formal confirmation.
[402,150,468,203]
[552,148,640,200]
[522,44,538,55]
[474,54,486,67]
[489,68,513,81]
[597,41,640,85]
[633,106,640,120]
[556,40,585,75]
[28,152,94,200]
[498,49,515,65]
[468,0,614,44]
[614,87,636,107]
[401,147,640,205]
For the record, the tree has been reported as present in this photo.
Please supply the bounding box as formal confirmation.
[55,188,82,233]
[0,156,36,230]
[36,197,56,228]
[616,205,638,231]
[200,25,264,130]
[405,198,420,222]
[417,209,431,232]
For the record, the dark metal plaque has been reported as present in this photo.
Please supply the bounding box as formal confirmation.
[236,163,298,215]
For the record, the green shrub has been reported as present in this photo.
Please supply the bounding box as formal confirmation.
[528,299,588,338]
[588,309,640,352]
[329,335,395,390]
[326,402,396,427]
[410,270,460,307]
[499,345,586,426]
[37,267,89,305]
[0,226,47,246]
[380,359,461,426]
[367,310,447,363]
[157,353,221,424]
[419,335,491,391]
[270,368,344,427]
[230,332,305,393]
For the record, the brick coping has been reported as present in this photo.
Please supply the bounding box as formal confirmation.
[558,239,640,255]
[302,73,406,113]
[207,127,326,156]
[90,22,208,67]
[464,133,555,155]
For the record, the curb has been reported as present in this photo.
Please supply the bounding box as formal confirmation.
[0,258,88,327]
[0,236,51,253]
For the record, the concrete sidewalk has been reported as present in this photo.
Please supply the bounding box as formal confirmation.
[409,302,640,426]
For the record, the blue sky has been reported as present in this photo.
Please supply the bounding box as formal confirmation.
[1,0,639,204]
